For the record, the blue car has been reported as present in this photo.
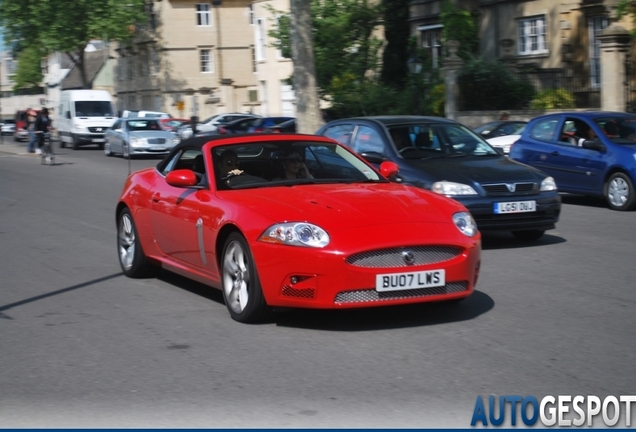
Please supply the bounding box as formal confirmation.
[316,116,561,241]
[509,111,636,211]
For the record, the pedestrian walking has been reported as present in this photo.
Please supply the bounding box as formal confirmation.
[26,108,38,153]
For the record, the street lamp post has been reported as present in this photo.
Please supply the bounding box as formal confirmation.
[407,56,424,115]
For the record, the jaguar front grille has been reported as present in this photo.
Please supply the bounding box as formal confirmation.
[346,246,462,268]
[334,281,468,304]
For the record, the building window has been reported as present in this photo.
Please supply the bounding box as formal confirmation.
[151,46,160,75]
[196,4,211,26]
[518,16,547,55]
[418,25,443,68]
[254,18,266,61]
[118,56,125,81]
[589,16,609,88]
[200,49,213,73]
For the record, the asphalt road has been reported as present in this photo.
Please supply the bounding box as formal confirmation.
[1,139,635,427]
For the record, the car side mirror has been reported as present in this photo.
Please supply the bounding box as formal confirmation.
[360,151,387,164]
[166,169,199,187]
[379,161,399,180]
[582,139,606,153]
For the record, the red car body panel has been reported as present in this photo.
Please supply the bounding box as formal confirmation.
[117,134,481,310]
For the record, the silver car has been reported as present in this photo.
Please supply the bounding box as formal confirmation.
[104,118,180,158]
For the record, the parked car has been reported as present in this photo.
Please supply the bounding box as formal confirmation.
[214,117,262,135]
[13,110,31,142]
[177,113,260,140]
[247,116,295,133]
[160,118,190,132]
[1,119,16,136]
[104,118,180,158]
[486,129,524,155]
[265,118,297,133]
[509,111,636,211]
[473,120,527,140]
[316,116,561,241]
[116,133,481,323]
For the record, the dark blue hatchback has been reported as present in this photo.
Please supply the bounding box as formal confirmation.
[316,116,562,241]
[509,111,636,211]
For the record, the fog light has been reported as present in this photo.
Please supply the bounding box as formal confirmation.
[290,276,298,284]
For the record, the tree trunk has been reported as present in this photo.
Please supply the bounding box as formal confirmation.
[290,0,323,133]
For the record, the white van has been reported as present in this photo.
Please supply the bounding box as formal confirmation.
[57,90,117,149]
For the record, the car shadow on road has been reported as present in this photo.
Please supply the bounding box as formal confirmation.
[560,193,607,209]
[273,290,494,331]
[481,232,566,250]
[156,270,495,331]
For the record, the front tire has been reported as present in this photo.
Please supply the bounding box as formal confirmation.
[104,141,112,156]
[605,172,636,211]
[221,232,269,323]
[72,134,79,150]
[117,208,158,278]
[512,230,545,241]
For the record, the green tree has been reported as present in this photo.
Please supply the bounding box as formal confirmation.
[617,0,636,38]
[440,0,478,59]
[0,0,147,89]
[13,45,43,91]
[269,0,383,99]
[380,0,411,89]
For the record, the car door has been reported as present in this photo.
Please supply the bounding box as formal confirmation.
[109,119,122,153]
[541,117,606,192]
[149,148,213,271]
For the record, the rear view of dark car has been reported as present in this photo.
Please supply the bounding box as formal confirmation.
[248,117,295,133]
[316,116,561,241]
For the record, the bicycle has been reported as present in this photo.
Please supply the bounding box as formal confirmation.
[38,132,54,165]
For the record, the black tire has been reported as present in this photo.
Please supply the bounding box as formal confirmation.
[512,230,545,241]
[605,172,636,211]
[117,208,158,278]
[72,134,79,150]
[60,140,65,149]
[221,232,269,323]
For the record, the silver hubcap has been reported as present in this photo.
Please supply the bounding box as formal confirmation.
[118,214,135,270]
[104,142,110,155]
[608,177,630,207]
[222,241,250,313]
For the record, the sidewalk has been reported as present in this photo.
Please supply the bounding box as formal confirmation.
[0,135,59,156]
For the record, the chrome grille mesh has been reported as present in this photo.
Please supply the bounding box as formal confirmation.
[334,281,468,304]
[346,246,462,268]
[147,138,167,144]
[482,182,537,195]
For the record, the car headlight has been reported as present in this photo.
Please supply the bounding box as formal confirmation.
[432,181,478,196]
[453,212,478,237]
[130,137,146,146]
[172,137,180,144]
[259,222,330,248]
[540,176,557,191]
[74,125,87,132]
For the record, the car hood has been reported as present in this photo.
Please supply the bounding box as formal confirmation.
[219,182,462,231]
[403,154,546,185]
[486,134,521,145]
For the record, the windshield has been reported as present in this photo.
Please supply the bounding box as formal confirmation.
[74,101,115,117]
[127,120,162,131]
[593,116,636,144]
[213,141,383,190]
[388,123,499,159]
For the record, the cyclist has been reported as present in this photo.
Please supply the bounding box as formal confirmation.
[34,108,53,163]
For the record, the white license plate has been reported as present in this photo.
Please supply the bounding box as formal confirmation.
[494,200,536,214]
[376,269,445,292]
[92,138,105,143]
[151,145,166,151]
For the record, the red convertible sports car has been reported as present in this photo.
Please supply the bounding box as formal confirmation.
[116,133,482,323]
